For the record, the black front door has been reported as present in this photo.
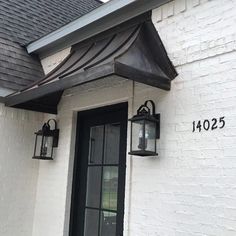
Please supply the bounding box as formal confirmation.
[70,103,128,236]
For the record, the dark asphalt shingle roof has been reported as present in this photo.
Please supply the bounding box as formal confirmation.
[0,0,101,92]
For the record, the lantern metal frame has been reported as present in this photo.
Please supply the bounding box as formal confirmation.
[129,100,160,156]
[32,119,59,160]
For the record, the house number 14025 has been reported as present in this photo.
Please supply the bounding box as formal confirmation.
[192,117,225,132]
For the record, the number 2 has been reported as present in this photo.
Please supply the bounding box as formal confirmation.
[211,118,217,130]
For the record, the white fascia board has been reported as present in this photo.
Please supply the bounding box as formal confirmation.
[27,0,136,54]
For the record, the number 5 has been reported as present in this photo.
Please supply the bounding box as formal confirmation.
[219,117,225,129]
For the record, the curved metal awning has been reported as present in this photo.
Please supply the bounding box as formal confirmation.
[5,16,177,114]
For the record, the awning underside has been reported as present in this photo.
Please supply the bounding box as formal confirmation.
[5,19,177,114]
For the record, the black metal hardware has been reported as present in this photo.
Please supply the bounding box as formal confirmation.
[129,100,160,156]
[32,119,59,160]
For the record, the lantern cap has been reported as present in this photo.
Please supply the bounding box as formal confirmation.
[35,119,58,136]
[129,100,159,122]
[129,113,159,122]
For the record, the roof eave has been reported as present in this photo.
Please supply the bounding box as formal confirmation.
[27,0,171,57]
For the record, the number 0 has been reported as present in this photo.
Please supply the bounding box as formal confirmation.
[203,120,210,130]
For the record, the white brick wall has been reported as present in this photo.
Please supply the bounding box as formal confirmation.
[0,104,43,236]
[32,0,236,236]
[152,0,236,67]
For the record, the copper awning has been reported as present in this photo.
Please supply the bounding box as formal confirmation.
[5,15,177,114]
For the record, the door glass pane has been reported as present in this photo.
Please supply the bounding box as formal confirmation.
[89,126,104,164]
[100,211,117,236]
[104,123,120,164]
[86,167,102,208]
[84,209,99,236]
[102,167,118,211]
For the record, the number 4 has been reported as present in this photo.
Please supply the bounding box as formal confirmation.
[196,120,201,132]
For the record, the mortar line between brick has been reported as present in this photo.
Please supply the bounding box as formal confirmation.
[175,48,236,68]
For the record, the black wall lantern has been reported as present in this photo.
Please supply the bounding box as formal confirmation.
[129,100,160,156]
[33,119,59,160]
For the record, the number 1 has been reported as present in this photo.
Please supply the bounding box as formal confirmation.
[193,121,195,132]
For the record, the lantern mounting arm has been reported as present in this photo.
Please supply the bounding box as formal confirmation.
[46,119,57,130]
[137,99,156,116]
[144,100,155,115]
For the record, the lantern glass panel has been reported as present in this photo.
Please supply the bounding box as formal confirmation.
[41,135,53,158]
[145,120,156,153]
[131,120,145,151]
[34,134,42,157]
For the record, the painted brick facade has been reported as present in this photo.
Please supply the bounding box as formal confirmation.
[0,104,43,236]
